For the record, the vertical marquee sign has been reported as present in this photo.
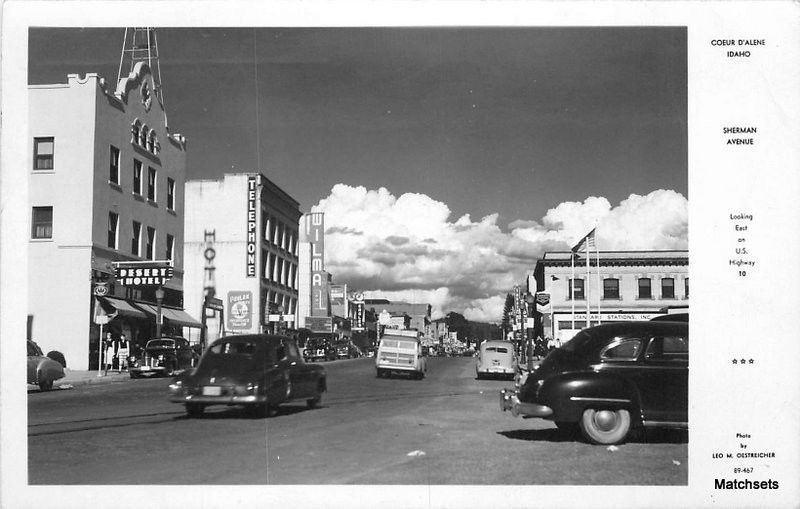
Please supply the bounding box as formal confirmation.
[246,175,258,277]
[305,212,328,316]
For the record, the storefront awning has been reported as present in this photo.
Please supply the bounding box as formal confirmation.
[136,304,203,329]
[101,297,148,319]
[161,307,203,328]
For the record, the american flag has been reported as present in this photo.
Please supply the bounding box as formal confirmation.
[571,228,596,253]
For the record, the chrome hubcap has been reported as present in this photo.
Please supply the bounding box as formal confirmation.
[594,410,618,431]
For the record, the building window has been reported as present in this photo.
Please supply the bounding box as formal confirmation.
[133,159,143,195]
[34,137,54,170]
[147,131,155,153]
[31,206,53,239]
[167,178,175,210]
[263,215,271,241]
[146,226,155,260]
[131,120,141,145]
[568,279,585,300]
[661,278,675,299]
[147,167,157,201]
[109,145,120,184]
[166,234,174,262]
[107,212,119,249]
[638,278,652,299]
[269,254,276,281]
[131,221,142,256]
[603,278,620,299]
[684,277,689,298]
[139,124,148,147]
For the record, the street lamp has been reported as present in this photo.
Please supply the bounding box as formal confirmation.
[155,286,165,339]
[524,293,536,371]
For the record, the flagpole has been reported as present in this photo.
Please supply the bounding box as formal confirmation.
[571,253,575,330]
[596,239,601,325]
[586,240,590,325]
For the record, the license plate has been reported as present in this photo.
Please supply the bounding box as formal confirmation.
[202,386,221,396]
[139,366,150,371]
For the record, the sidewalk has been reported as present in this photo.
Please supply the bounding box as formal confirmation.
[27,369,132,391]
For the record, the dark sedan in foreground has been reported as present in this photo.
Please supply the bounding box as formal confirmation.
[501,321,688,445]
[169,334,326,418]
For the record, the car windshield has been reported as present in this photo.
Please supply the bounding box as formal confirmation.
[382,339,416,350]
[208,341,257,356]
[147,339,174,348]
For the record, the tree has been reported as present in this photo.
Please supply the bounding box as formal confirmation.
[501,293,514,337]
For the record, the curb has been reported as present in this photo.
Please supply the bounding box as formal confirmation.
[57,372,132,388]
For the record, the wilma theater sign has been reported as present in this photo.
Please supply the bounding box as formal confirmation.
[114,261,173,286]
[304,212,328,316]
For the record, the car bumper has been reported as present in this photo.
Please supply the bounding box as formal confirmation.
[478,366,516,374]
[500,388,553,418]
[130,366,166,375]
[169,394,268,405]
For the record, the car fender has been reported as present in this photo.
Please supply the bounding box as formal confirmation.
[538,371,641,423]
[35,357,65,383]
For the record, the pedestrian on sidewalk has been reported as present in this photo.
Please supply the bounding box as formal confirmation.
[104,332,116,375]
[117,334,130,372]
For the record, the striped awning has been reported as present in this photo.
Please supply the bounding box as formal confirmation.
[136,304,203,329]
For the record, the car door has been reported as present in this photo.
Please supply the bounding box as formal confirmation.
[282,339,313,398]
[637,334,689,423]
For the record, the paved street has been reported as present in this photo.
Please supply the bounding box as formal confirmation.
[28,356,687,485]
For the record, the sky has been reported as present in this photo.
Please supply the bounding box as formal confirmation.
[28,27,688,321]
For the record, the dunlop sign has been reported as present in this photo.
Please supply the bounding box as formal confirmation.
[115,265,173,286]
[246,176,258,277]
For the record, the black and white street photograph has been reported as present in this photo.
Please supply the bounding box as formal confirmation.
[4,3,800,508]
[21,25,689,486]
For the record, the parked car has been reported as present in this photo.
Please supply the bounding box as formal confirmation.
[27,340,65,391]
[500,321,688,445]
[129,337,198,378]
[375,331,427,379]
[476,340,518,380]
[303,337,335,362]
[168,334,327,418]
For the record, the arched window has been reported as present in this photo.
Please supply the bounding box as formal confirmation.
[131,119,141,145]
[139,124,148,147]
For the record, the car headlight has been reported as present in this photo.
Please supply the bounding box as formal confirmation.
[168,380,183,393]
[246,382,259,394]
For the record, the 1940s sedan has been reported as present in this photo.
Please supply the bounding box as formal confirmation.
[169,334,326,418]
[501,321,688,445]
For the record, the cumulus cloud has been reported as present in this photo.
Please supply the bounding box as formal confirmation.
[312,185,687,322]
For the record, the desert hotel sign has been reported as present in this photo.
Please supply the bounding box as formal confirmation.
[246,175,258,277]
[304,212,328,316]
[115,262,173,286]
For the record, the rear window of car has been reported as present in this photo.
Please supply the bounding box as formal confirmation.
[484,346,509,353]
[147,340,175,348]
[208,341,256,355]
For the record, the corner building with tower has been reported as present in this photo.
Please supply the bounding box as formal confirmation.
[27,38,195,369]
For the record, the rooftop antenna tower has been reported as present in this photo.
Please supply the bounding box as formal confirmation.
[117,27,168,129]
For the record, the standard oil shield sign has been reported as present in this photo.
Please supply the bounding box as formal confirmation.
[227,291,252,330]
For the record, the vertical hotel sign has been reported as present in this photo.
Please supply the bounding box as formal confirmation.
[246,176,258,277]
[305,212,328,316]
